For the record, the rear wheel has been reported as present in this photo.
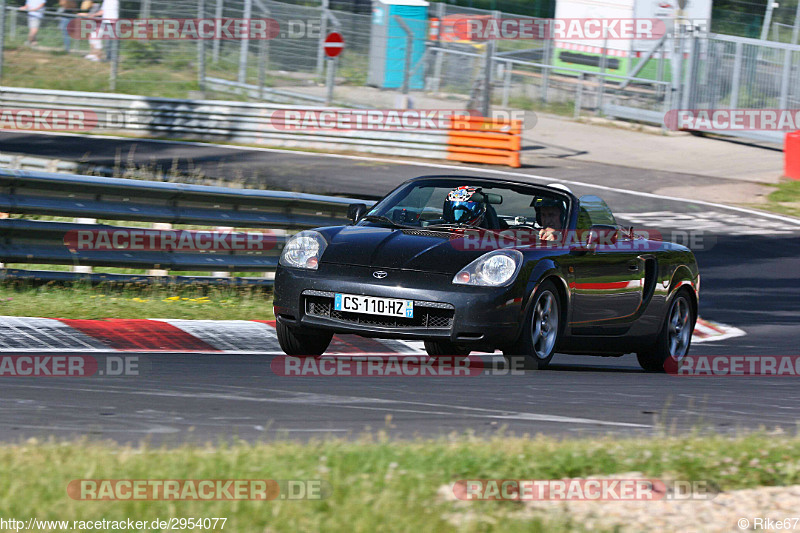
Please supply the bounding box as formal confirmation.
[637,288,695,372]
[503,280,561,370]
[276,321,333,356]
[424,340,470,358]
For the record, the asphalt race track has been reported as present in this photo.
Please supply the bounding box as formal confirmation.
[1,132,799,444]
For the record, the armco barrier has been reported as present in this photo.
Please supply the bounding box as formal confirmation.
[447,115,522,168]
[786,131,800,180]
[0,169,365,284]
[0,87,523,168]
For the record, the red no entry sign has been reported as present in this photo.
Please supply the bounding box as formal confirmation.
[324,32,344,58]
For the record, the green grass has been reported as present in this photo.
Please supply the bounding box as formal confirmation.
[2,432,799,532]
[0,282,273,320]
[761,179,800,218]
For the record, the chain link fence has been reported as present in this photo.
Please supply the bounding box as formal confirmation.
[0,0,798,144]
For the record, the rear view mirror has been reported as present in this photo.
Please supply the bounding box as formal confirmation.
[347,203,368,224]
[484,193,503,205]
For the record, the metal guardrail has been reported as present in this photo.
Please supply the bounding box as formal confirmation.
[0,169,364,283]
[0,86,452,160]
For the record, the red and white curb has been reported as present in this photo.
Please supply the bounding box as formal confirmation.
[0,315,744,353]
[692,317,746,343]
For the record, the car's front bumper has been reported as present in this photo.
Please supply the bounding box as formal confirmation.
[273,263,526,348]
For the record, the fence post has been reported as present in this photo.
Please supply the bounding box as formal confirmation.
[197,0,206,95]
[212,0,223,63]
[730,41,742,109]
[480,39,495,117]
[110,40,119,91]
[391,15,414,95]
[238,0,252,84]
[325,57,336,105]
[317,0,329,77]
[501,60,511,108]
[574,72,583,119]
[0,0,6,81]
[258,38,268,100]
[140,0,150,19]
[680,32,697,110]
[779,47,792,110]
[429,2,444,92]
[541,31,551,103]
[597,30,608,114]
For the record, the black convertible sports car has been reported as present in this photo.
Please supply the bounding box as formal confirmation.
[273,175,699,371]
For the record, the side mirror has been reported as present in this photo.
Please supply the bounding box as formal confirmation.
[589,224,618,246]
[347,203,368,224]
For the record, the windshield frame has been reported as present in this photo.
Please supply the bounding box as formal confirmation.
[361,176,577,231]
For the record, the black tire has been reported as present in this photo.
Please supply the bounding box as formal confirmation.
[276,320,333,356]
[637,288,695,372]
[503,279,562,370]
[424,340,470,358]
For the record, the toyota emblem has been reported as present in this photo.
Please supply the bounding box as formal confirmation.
[373,271,388,279]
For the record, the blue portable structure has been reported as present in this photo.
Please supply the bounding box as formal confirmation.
[367,0,429,90]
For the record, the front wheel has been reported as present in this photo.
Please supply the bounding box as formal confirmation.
[637,288,695,372]
[276,320,333,356]
[503,280,561,370]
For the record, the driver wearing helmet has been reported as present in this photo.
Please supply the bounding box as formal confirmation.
[534,196,565,241]
[442,186,487,226]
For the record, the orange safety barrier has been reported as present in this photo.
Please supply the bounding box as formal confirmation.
[447,115,522,167]
[786,130,800,180]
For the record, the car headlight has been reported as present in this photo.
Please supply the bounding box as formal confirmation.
[453,250,523,287]
[279,230,327,270]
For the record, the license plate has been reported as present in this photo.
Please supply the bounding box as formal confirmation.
[334,293,414,318]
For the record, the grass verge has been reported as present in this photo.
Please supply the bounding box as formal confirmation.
[0,282,273,320]
[759,179,800,218]
[2,432,798,532]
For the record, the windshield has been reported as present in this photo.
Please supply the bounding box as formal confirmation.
[365,178,571,231]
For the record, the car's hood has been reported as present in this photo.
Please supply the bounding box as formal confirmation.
[318,225,489,274]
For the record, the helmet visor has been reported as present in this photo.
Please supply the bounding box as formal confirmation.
[449,201,483,224]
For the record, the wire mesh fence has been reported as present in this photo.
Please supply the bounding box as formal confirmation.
[0,0,798,144]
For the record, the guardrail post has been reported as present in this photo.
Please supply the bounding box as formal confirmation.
[213,226,233,279]
[72,218,95,274]
[148,223,171,276]
[238,0,252,84]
